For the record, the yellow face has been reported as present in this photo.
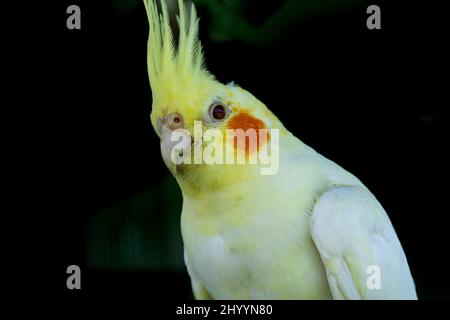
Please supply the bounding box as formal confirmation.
[151,81,284,179]
[151,81,281,136]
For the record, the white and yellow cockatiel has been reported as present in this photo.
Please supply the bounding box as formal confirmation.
[144,0,417,299]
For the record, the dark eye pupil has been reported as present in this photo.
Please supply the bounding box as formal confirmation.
[212,105,226,120]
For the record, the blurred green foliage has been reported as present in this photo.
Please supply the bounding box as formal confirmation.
[87,174,185,271]
[110,0,139,13]
[193,0,360,46]
[110,0,361,45]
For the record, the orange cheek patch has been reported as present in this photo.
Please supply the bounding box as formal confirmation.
[226,112,269,154]
[228,112,265,132]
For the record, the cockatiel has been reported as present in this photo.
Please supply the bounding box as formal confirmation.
[143,0,417,299]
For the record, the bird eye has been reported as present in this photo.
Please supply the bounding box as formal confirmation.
[209,103,228,121]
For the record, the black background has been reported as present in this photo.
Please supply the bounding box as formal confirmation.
[12,0,449,305]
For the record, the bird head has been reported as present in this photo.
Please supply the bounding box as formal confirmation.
[144,0,289,194]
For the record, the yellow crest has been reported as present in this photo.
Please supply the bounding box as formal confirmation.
[144,0,215,111]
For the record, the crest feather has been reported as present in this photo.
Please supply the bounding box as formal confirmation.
[144,0,214,105]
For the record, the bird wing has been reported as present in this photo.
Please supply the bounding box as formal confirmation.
[310,185,417,299]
